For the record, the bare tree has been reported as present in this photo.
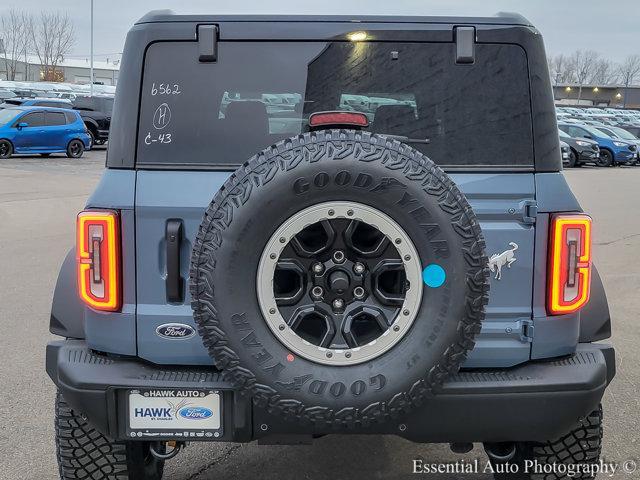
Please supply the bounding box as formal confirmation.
[30,11,75,82]
[617,55,640,108]
[618,55,640,86]
[548,53,578,85]
[0,9,32,81]
[589,59,618,86]
[568,50,600,103]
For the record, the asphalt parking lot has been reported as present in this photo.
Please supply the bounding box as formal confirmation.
[0,150,638,480]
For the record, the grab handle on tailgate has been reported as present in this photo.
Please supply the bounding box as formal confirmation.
[166,219,184,303]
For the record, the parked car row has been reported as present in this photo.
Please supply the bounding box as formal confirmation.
[0,80,115,100]
[0,81,114,157]
[556,106,640,167]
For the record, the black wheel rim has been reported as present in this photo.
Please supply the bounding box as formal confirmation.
[0,142,9,157]
[257,201,422,366]
[70,142,81,156]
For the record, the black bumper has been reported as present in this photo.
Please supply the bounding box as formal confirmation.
[578,149,599,161]
[46,340,615,444]
[96,129,110,141]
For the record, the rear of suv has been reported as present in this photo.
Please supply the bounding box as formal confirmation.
[72,94,114,145]
[47,11,615,479]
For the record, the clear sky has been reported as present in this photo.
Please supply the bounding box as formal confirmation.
[2,0,639,62]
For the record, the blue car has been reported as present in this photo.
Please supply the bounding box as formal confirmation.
[0,106,91,159]
[0,97,73,109]
[558,122,638,166]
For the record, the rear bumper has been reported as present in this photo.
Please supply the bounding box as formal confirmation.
[46,340,615,444]
[96,129,110,140]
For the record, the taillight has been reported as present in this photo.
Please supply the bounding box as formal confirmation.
[547,214,592,315]
[77,210,121,311]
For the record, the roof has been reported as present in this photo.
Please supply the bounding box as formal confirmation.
[0,54,119,71]
[10,97,72,103]
[0,105,77,113]
[136,9,532,27]
[555,83,640,89]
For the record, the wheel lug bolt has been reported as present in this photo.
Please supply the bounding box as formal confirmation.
[353,286,365,299]
[312,263,324,274]
[332,298,344,310]
[353,263,365,275]
[333,250,346,264]
[311,286,324,300]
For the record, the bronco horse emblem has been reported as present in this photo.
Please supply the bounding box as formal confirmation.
[488,242,518,280]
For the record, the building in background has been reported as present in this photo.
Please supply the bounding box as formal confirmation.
[553,84,640,108]
[0,54,119,85]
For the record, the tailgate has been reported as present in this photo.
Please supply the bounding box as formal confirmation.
[135,171,536,368]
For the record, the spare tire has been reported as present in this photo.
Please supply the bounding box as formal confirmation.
[190,129,489,427]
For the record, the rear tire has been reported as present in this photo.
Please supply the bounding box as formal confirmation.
[490,406,603,479]
[87,127,96,147]
[596,150,613,167]
[67,139,85,158]
[56,391,165,480]
[0,139,13,159]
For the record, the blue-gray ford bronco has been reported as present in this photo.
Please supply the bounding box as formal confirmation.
[47,10,615,480]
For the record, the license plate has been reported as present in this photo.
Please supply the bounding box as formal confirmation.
[562,153,569,159]
[127,389,222,439]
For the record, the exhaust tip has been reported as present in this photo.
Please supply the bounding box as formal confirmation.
[484,442,517,463]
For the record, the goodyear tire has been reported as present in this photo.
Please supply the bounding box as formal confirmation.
[190,130,489,427]
[490,406,603,479]
[55,391,165,480]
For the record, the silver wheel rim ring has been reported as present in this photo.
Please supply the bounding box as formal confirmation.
[257,201,423,366]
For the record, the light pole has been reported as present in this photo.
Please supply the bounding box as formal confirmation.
[90,0,94,97]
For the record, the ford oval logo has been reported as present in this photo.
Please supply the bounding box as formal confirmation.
[178,407,213,420]
[155,323,196,340]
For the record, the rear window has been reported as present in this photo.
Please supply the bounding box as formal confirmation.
[137,41,533,169]
[46,111,67,125]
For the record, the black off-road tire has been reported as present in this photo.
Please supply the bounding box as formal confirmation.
[492,406,603,480]
[190,129,490,428]
[87,127,96,147]
[56,391,165,480]
[596,150,613,167]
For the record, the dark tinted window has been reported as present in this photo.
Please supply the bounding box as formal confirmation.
[20,112,45,127]
[562,126,587,138]
[73,96,95,111]
[138,41,533,168]
[99,97,114,115]
[46,111,67,126]
[64,111,77,123]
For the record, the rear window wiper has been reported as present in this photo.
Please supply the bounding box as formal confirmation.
[374,133,430,144]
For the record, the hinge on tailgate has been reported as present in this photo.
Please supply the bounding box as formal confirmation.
[197,25,219,63]
[519,319,535,343]
[454,26,476,64]
[521,200,538,225]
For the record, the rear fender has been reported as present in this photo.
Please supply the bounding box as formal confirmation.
[50,249,85,339]
[579,264,611,342]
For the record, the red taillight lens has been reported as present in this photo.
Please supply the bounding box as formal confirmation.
[77,210,121,311]
[547,214,592,315]
[309,111,369,128]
